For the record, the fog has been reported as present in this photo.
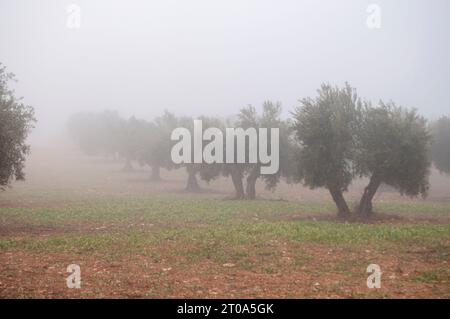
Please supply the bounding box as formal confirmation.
[2,1,450,300]
[1,0,449,141]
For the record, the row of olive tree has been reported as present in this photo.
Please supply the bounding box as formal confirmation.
[67,102,296,198]
[66,83,450,219]
[1,61,449,219]
[292,83,433,218]
[193,102,296,199]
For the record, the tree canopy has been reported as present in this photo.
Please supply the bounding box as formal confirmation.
[355,102,430,216]
[0,64,36,189]
[292,83,361,216]
[65,83,435,217]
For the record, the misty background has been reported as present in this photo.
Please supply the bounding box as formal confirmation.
[0,0,449,142]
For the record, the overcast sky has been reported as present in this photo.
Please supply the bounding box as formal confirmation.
[1,0,449,139]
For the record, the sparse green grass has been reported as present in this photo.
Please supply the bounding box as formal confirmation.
[375,201,450,217]
[2,197,449,227]
[413,269,450,284]
[0,198,331,226]
[1,198,449,253]
[1,196,449,298]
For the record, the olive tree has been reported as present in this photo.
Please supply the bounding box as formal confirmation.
[237,101,294,199]
[292,83,432,218]
[118,116,149,172]
[292,83,361,217]
[199,102,293,200]
[67,110,123,158]
[137,111,179,181]
[355,102,431,217]
[0,64,36,189]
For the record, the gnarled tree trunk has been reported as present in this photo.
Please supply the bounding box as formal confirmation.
[245,166,260,200]
[357,174,381,218]
[230,169,245,199]
[328,185,351,218]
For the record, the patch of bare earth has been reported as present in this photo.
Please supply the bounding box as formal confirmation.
[1,243,448,298]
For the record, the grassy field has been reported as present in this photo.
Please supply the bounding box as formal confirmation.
[0,144,449,298]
